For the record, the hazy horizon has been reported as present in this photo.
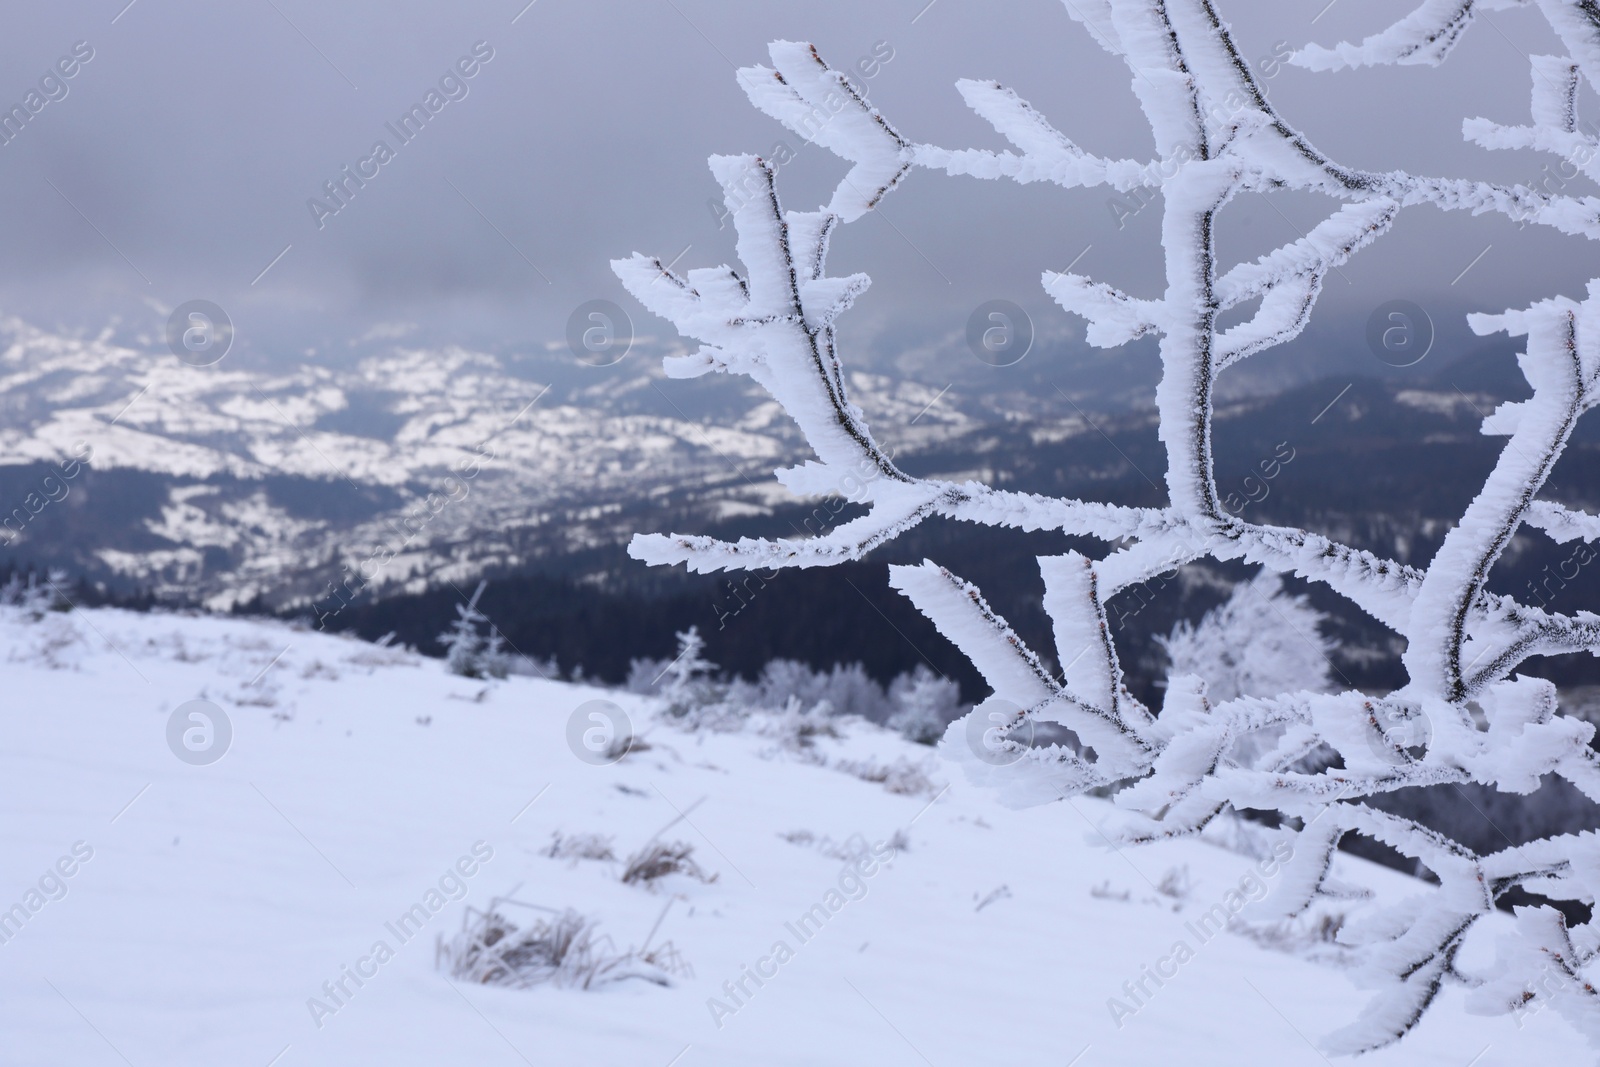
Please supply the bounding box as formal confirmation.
[0,0,1587,390]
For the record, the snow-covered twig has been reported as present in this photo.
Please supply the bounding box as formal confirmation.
[616,2,1600,1054]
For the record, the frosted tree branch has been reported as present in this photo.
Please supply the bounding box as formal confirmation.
[616,1,1600,1054]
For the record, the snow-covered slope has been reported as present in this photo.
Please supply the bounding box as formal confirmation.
[0,606,1582,1065]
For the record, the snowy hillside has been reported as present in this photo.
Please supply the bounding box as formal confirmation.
[0,605,1581,1065]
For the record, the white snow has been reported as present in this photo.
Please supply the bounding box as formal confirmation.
[0,606,1584,1065]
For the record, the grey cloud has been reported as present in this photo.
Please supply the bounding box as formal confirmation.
[0,0,1584,375]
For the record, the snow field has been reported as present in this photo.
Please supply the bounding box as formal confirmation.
[0,606,1585,1065]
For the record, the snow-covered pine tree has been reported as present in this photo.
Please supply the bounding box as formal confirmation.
[615,2,1600,1054]
[660,625,721,718]
[439,580,508,679]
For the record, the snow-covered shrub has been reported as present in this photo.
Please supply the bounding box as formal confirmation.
[1159,569,1332,703]
[344,640,420,671]
[503,652,560,679]
[1,569,81,669]
[834,755,940,796]
[745,695,835,754]
[735,659,887,720]
[615,6,1600,1055]
[438,580,511,679]
[641,632,897,731]
[0,568,70,620]
[624,655,672,694]
[1159,568,1334,771]
[887,665,965,744]
[635,636,956,733]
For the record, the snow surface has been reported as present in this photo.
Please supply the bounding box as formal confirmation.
[0,606,1583,1065]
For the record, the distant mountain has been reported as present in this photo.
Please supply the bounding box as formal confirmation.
[313,342,1600,706]
[6,307,1593,702]
[0,315,989,609]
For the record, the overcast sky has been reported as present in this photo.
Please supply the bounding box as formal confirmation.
[0,0,1590,379]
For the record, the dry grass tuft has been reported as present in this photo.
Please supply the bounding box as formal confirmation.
[438,898,689,990]
[620,841,716,887]
[542,832,617,863]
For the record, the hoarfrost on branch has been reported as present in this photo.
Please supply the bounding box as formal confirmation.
[615,1,1600,1053]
